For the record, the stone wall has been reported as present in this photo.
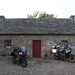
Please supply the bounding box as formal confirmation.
[0,35,75,57]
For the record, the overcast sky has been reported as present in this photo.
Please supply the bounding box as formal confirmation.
[0,0,75,18]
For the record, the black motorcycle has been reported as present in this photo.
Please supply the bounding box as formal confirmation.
[51,45,74,61]
[11,47,28,67]
[54,47,73,60]
[18,51,28,67]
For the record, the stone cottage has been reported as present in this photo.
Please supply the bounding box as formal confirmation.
[0,15,75,58]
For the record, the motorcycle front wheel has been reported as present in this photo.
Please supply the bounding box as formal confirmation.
[21,59,28,67]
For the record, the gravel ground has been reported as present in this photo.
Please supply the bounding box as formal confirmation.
[0,56,75,75]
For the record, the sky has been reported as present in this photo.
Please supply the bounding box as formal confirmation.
[0,0,75,18]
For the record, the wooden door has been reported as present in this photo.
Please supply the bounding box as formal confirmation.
[32,40,41,58]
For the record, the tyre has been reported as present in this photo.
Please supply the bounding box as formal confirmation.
[70,54,74,60]
[22,59,28,67]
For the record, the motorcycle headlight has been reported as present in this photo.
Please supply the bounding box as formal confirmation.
[19,52,22,55]
[52,49,57,53]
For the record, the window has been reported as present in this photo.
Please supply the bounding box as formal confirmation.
[4,40,12,48]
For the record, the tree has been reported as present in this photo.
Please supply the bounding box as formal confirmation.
[27,11,39,18]
[27,11,56,19]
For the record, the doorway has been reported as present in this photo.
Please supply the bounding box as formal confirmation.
[32,40,41,58]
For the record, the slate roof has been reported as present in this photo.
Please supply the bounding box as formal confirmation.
[0,16,75,35]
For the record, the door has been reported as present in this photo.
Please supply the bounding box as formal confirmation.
[32,40,41,58]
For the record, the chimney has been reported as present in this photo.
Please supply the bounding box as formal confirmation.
[0,16,5,23]
[70,15,75,23]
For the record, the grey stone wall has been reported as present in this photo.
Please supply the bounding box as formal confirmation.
[0,35,75,57]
